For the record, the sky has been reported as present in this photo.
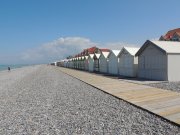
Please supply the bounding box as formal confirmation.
[0,0,179,64]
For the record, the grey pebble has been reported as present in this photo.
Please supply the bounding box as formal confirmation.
[0,65,179,135]
[146,82,180,93]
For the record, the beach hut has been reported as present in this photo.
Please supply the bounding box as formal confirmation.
[94,53,101,72]
[80,56,84,70]
[99,51,110,73]
[66,59,70,68]
[78,57,81,69]
[54,62,58,66]
[71,58,75,68]
[50,62,56,66]
[56,61,61,67]
[69,59,73,68]
[73,58,76,68]
[172,32,180,41]
[135,40,180,81]
[88,54,94,72]
[75,57,79,69]
[118,47,139,77]
[77,56,81,69]
[84,56,89,71]
[61,59,67,67]
[80,56,85,70]
[108,50,121,75]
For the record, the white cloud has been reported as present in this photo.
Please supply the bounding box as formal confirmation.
[21,36,140,64]
[21,37,98,63]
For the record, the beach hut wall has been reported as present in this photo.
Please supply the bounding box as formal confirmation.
[99,51,110,73]
[135,40,180,81]
[108,50,121,75]
[118,47,139,77]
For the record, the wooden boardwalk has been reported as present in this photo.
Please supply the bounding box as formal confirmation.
[57,67,180,125]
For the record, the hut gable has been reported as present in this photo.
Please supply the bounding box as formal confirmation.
[119,47,139,57]
[89,54,94,59]
[108,50,121,58]
[102,52,110,58]
[99,52,109,73]
[136,40,180,57]
[113,50,121,57]
[94,53,101,59]
[108,50,121,75]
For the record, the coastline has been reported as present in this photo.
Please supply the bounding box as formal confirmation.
[0,64,36,72]
[0,65,42,91]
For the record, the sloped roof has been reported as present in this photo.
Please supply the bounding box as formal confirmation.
[87,46,97,54]
[174,32,180,37]
[165,28,180,37]
[95,53,101,59]
[161,28,180,40]
[100,48,110,52]
[136,40,180,56]
[101,52,110,58]
[89,54,94,59]
[85,56,88,59]
[152,40,180,53]
[81,56,85,60]
[119,47,140,56]
[110,50,121,57]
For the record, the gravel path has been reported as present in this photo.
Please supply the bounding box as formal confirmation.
[146,82,180,93]
[0,65,179,134]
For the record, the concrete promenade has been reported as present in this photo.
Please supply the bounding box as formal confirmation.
[58,67,180,125]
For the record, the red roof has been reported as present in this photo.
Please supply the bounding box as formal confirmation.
[163,28,180,40]
[86,46,97,54]
[73,46,110,58]
[100,48,110,52]
[174,32,180,36]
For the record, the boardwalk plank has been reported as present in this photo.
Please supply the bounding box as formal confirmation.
[58,67,180,125]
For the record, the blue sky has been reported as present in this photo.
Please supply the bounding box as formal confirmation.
[0,0,179,64]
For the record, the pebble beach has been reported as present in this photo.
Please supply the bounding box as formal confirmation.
[0,65,179,134]
[146,82,180,93]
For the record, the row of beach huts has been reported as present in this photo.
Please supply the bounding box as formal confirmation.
[52,39,180,82]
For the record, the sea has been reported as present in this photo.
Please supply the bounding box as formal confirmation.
[0,64,30,71]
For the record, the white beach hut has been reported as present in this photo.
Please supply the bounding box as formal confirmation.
[136,40,180,81]
[99,51,110,73]
[73,58,76,68]
[81,57,85,70]
[51,62,57,66]
[63,59,68,67]
[69,59,73,68]
[71,59,74,68]
[94,53,101,72]
[79,57,82,69]
[67,59,70,68]
[108,50,121,75]
[88,54,94,72]
[118,47,139,77]
[77,57,81,69]
[56,61,61,67]
[84,56,89,71]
